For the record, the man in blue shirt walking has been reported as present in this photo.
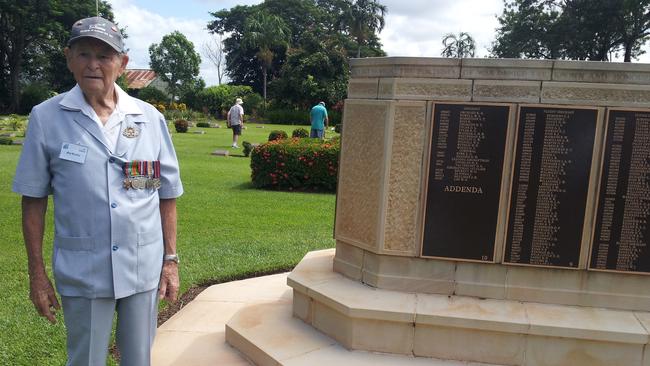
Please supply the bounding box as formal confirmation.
[310,101,329,139]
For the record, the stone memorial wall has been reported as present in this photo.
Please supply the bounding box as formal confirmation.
[334,57,650,310]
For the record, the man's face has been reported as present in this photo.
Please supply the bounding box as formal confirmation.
[64,38,128,98]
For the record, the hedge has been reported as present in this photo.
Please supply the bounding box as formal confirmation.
[264,108,342,126]
[251,137,340,192]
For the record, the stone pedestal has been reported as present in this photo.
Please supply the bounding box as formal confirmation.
[227,57,650,365]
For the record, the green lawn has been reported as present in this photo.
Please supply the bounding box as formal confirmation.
[0,121,337,365]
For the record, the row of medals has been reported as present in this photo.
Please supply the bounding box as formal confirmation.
[121,128,160,190]
[123,176,161,190]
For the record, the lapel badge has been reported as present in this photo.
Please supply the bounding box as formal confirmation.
[122,126,140,138]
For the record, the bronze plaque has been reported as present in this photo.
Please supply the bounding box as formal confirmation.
[422,103,510,261]
[504,106,598,268]
[590,109,650,273]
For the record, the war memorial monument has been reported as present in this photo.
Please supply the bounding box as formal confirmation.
[225,57,650,365]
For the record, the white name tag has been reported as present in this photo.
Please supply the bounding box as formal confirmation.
[59,143,88,164]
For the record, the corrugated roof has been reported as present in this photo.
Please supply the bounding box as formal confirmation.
[124,69,158,89]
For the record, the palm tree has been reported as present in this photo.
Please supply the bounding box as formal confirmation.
[344,0,387,58]
[242,10,290,104]
[441,32,477,58]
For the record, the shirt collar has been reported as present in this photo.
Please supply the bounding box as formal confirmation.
[59,83,143,116]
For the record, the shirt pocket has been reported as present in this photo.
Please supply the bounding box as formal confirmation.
[126,186,157,200]
[136,229,164,292]
[53,236,94,294]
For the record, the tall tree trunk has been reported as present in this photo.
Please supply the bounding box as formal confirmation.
[624,41,633,62]
[9,35,25,113]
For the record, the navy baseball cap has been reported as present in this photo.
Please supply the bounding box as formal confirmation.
[68,16,124,53]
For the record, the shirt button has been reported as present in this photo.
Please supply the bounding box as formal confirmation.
[110,202,117,208]
[109,157,115,163]
[112,245,119,251]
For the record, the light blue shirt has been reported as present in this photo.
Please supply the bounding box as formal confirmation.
[310,104,328,130]
[13,84,183,299]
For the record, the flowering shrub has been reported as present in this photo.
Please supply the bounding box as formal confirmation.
[292,128,309,138]
[251,137,340,192]
[268,130,288,141]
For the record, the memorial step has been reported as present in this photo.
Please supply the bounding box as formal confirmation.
[226,299,500,366]
[282,249,650,366]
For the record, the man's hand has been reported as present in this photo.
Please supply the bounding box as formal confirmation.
[158,262,179,301]
[29,271,60,324]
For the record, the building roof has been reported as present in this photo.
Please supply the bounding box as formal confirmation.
[124,69,158,89]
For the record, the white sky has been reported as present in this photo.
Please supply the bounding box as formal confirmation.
[108,0,649,87]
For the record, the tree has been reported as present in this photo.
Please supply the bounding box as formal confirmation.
[149,31,201,103]
[491,0,650,62]
[441,32,476,58]
[0,0,118,112]
[0,0,59,112]
[609,0,650,62]
[207,0,386,107]
[202,35,226,85]
[241,10,290,104]
[491,0,564,59]
[269,29,349,108]
[342,0,387,58]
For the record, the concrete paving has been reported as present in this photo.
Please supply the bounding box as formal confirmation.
[152,273,291,366]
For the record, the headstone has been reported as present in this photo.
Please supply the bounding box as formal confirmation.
[211,150,229,156]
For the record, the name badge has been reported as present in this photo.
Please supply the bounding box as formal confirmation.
[59,143,88,164]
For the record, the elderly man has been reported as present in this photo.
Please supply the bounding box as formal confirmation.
[309,101,329,139]
[13,17,183,365]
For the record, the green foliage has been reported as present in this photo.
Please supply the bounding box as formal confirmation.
[343,0,388,58]
[292,128,309,138]
[242,9,291,102]
[268,130,288,141]
[0,137,13,145]
[137,86,169,105]
[196,122,210,128]
[268,31,349,108]
[491,0,650,61]
[242,141,254,157]
[174,119,189,133]
[19,82,56,114]
[0,114,28,136]
[265,109,310,125]
[116,74,129,91]
[441,32,476,58]
[197,84,262,118]
[334,124,342,134]
[149,31,202,101]
[250,137,340,191]
[0,1,118,113]
[207,0,385,108]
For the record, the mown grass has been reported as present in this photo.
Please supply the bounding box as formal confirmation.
[0,121,337,365]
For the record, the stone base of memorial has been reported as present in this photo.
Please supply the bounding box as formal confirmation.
[225,57,650,366]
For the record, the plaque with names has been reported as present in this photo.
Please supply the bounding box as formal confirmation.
[504,106,598,268]
[422,103,511,262]
[590,109,650,274]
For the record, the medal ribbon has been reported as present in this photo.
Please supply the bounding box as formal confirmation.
[123,160,161,178]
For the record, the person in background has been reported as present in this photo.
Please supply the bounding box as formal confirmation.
[227,97,244,148]
[13,16,183,365]
[310,101,329,139]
